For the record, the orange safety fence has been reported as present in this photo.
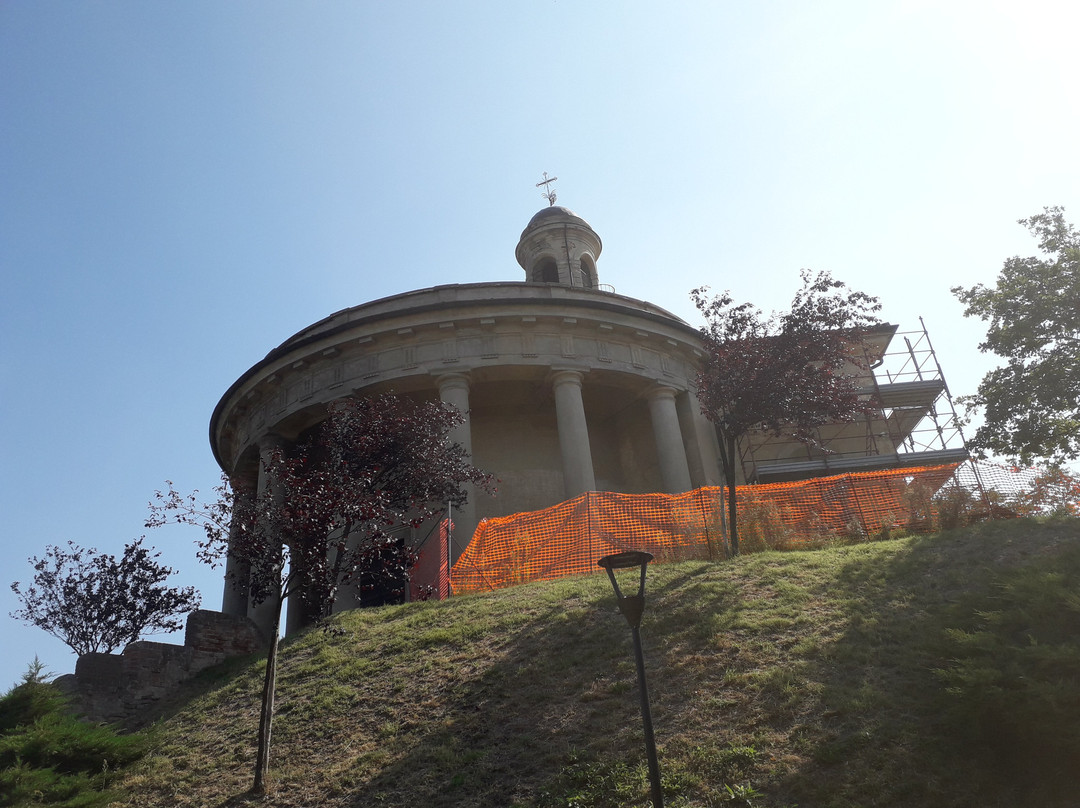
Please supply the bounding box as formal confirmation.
[450,461,1035,595]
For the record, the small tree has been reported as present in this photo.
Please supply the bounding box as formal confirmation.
[952,207,1080,465]
[692,270,882,554]
[1007,465,1080,518]
[10,538,200,656]
[150,393,492,795]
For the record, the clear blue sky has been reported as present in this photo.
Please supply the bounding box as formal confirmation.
[2,1,1078,689]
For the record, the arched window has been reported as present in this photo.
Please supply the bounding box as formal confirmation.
[535,257,559,283]
[579,255,596,288]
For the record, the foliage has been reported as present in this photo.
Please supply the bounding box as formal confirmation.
[1005,465,1080,517]
[9,538,200,656]
[952,207,1080,464]
[255,395,493,615]
[148,393,492,795]
[145,475,234,562]
[0,659,66,733]
[693,270,882,553]
[736,499,795,553]
[152,395,492,618]
[899,477,996,533]
[0,662,146,807]
[931,484,983,530]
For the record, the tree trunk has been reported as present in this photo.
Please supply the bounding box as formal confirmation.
[726,433,739,556]
[251,596,282,796]
[714,426,740,558]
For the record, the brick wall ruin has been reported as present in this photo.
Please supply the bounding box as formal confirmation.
[55,609,264,726]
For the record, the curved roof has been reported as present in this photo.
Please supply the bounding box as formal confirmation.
[209,281,699,470]
[519,205,593,237]
[269,281,690,356]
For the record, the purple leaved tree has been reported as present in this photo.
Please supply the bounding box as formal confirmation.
[149,393,492,796]
[693,270,882,555]
[10,538,200,656]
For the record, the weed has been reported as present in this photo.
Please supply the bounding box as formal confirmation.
[537,755,649,808]
[738,499,796,553]
[719,781,764,806]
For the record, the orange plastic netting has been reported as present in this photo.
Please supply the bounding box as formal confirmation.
[450,463,969,594]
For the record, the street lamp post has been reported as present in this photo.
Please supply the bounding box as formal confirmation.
[597,551,663,808]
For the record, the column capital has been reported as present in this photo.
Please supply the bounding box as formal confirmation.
[550,368,588,388]
[435,371,471,394]
[646,384,681,402]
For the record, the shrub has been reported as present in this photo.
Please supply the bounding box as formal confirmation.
[1007,466,1080,518]
[0,659,67,734]
[738,499,795,553]
[0,661,146,807]
[901,478,937,532]
[932,484,983,531]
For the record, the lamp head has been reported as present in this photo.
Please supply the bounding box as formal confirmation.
[597,551,654,628]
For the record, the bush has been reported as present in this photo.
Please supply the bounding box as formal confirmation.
[932,485,983,531]
[1007,466,1080,518]
[0,660,68,734]
[0,661,146,807]
[9,538,200,656]
[738,499,795,553]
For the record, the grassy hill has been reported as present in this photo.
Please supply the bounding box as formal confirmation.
[114,519,1080,807]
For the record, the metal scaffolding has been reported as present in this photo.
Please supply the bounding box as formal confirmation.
[740,318,969,484]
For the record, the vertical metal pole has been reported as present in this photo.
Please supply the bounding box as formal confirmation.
[632,625,664,808]
[600,552,663,808]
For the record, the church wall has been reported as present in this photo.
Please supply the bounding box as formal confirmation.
[611,403,665,492]
[469,380,566,519]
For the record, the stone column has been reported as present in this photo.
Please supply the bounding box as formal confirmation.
[437,373,473,455]
[676,389,722,488]
[220,469,253,616]
[250,434,287,642]
[552,370,596,497]
[647,385,693,494]
[437,372,478,563]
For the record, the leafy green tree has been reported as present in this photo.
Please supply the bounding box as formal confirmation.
[952,207,1080,465]
[10,538,200,656]
[692,270,882,554]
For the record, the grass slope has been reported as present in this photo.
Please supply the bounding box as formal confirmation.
[115,519,1080,807]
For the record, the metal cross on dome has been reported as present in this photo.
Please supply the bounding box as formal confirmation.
[536,172,558,206]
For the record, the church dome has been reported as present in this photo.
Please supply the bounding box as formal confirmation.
[515,206,603,287]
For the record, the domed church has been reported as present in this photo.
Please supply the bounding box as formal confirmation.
[209,201,961,636]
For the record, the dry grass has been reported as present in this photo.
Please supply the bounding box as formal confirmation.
[112,518,1080,807]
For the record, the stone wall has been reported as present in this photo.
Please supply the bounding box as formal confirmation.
[55,609,263,726]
